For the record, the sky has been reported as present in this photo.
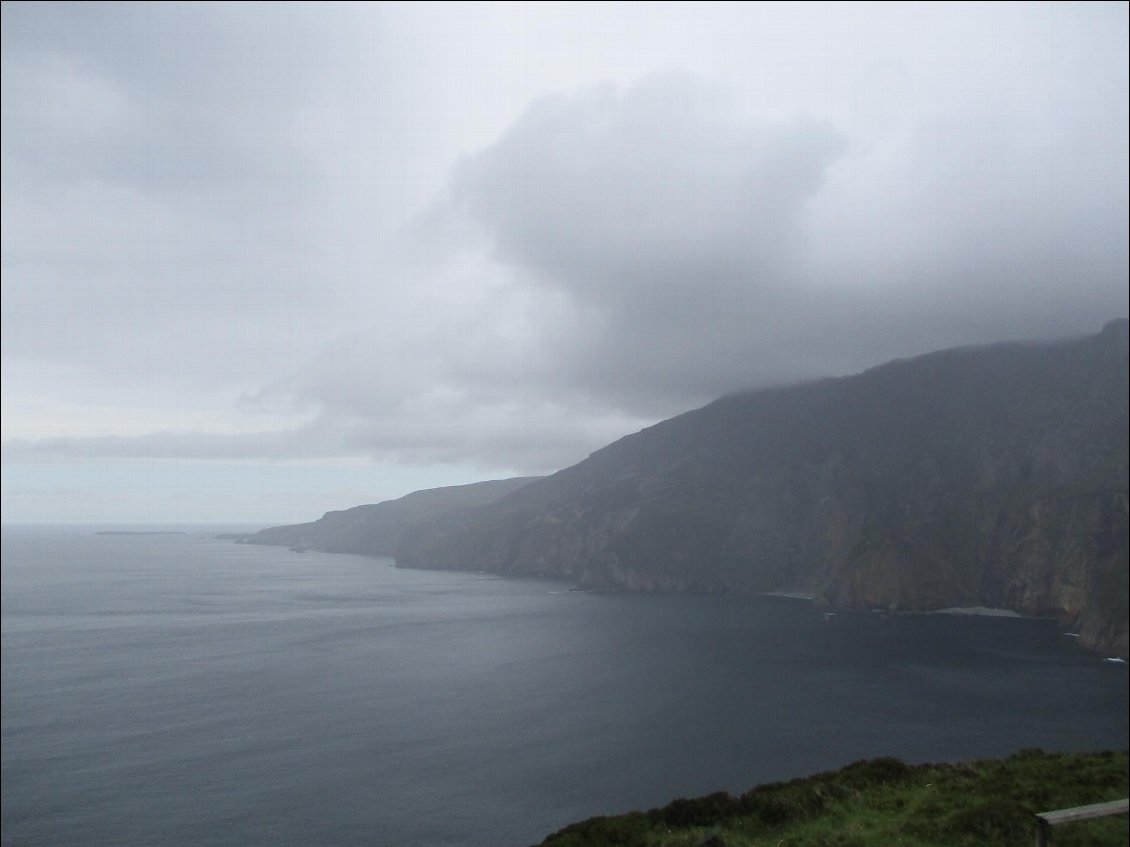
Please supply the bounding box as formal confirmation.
[2,2,1127,525]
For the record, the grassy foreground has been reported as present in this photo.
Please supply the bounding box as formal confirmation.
[535,749,1128,847]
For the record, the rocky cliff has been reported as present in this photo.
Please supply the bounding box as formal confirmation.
[398,321,1129,655]
[243,476,540,557]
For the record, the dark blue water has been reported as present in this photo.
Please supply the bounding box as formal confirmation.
[2,526,1126,847]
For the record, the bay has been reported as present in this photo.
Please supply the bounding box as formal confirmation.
[2,526,1126,847]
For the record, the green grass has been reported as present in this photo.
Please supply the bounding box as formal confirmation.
[535,749,1128,847]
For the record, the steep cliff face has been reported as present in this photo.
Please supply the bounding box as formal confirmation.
[243,477,540,557]
[398,322,1129,655]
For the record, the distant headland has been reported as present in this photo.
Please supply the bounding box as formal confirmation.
[95,530,189,536]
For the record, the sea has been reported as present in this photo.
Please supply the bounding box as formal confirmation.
[2,525,1126,847]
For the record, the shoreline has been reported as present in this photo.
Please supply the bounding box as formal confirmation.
[930,605,1023,618]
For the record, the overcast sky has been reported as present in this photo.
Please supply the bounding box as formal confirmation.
[2,2,1127,524]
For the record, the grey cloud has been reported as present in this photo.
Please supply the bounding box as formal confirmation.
[450,77,844,294]
[1,3,344,392]
[434,73,1126,409]
[3,7,1126,484]
[1,430,322,463]
[1,402,644,474]
[238,68,1128,472]
[1,3,328,193]
[435,76,849,412]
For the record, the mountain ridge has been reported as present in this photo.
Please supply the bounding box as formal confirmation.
[397,320,1129,655]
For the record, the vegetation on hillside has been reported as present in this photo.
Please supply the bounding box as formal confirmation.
[535,749,1128,847]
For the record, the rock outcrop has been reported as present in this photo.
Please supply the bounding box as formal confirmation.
[398,321,1129,655]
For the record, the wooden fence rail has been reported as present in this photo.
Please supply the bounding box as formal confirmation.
[1034,798,1128,846]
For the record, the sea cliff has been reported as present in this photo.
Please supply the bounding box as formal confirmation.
[241,476,541,557]
[398,322,1129,655]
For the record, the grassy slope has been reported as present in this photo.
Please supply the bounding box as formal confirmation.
[536,749,1128,847]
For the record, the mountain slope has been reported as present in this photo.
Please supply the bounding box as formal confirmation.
[243,477,540,557]
[398,321,1129,655]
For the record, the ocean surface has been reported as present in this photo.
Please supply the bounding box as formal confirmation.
[2,526,1126,847]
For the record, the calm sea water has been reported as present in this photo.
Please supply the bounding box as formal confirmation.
[2,526,1126,847]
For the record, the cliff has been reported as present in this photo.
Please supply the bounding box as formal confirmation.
[398,321,1129,655]
[243,476,541,557]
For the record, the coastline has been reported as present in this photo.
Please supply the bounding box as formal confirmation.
[931,605,1023,618]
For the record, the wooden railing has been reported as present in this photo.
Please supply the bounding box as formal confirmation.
[1034,798,1128,846]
